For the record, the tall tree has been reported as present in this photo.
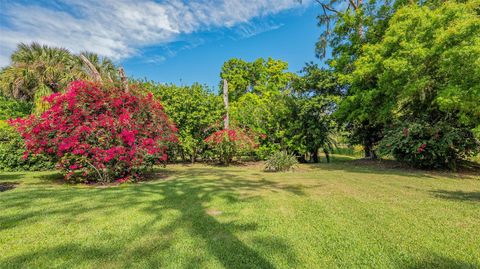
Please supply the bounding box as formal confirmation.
[0,43,79,101]
[288,65,340,163]
[346,0,480,132]
[311,0,398,158]
[342,0,480,167]
[219,58,293,101]
[221,57,295,158]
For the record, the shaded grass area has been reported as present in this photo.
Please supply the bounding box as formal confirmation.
[1,159,479,268]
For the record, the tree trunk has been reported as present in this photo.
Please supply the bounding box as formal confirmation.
[312,149,319,163]
[191,148,198,163]
[357,0,363,38]
[295,151,307,163]
[364,141,377,159]
[118,67,129,93]
[323,149,330,163]
[223,79,229,130]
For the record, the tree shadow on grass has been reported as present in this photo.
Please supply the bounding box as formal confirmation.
[430,190,480,202]
[0,173,24,181]
[305,160,436,179]
[1,167,302,268]
[131,172,303,268]
[32,173,65,185]
[402,253,479,269]
[309,157,480,180]
[0,182,19,192]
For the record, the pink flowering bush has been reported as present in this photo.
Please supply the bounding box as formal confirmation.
[379,120,479,170]
[205,128,256,165]
[10,81,177,182]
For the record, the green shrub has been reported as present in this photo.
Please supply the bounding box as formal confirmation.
[333,145,364,157]
[255,143,281,160]
[0,96,53,171]
[0,95,32,120]
[379,121,480,170]
[264,151,298,172]
[0,121,55,171]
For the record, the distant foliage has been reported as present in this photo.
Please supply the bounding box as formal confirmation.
[264,151,298,172]
[10,81,177,182]
[223,58,296,159]
[379,121,479,170]
[205,128,257,165]
[146,82,223,162]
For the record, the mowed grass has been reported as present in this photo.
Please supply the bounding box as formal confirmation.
[1,158,479,268]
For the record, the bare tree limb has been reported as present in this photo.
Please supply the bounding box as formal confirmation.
[315,0,340,14]
[349,0,358,9]
[79,54,102,83]
[118,67,129,93]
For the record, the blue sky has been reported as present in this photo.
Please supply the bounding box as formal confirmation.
[0,0,325,91]
[123,6,324,90]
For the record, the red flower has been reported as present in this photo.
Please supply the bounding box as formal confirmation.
[121,129,136,146]
[417,143,426,153]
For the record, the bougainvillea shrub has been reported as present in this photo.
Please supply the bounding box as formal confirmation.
[204,128,257,165]
[379,121,479,170]
[10,81,177,182]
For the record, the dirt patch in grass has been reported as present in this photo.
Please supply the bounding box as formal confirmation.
[0,182,19,192]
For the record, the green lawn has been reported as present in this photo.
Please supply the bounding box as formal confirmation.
[1,158,479,268]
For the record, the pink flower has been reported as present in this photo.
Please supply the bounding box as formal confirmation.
[121,129,136,146]
[69,164,79,170]
[418,143,426,153]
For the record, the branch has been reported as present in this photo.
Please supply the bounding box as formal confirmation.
[348,0,358,10]
[223,79,229,130]
[118,67,129,93]
[79,54,102,83]
[83,158,105,183]
[315,0,340,14]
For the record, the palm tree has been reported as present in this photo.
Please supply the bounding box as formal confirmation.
[0,43,123,113]
[0,43,80,101]
[0,43,121,101]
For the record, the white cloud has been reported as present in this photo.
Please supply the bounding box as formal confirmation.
[233,21,284,39]
[144,55,167,64]
[0,0,310,66]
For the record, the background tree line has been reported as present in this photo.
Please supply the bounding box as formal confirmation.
[1,0,479,171]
